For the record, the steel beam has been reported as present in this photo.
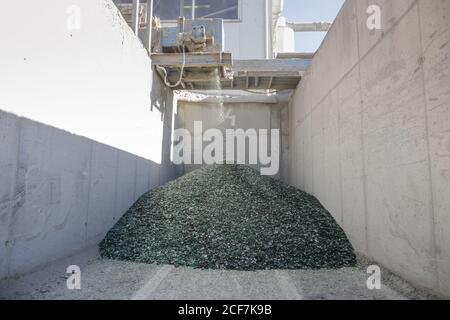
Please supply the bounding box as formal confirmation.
[151,52,233,68]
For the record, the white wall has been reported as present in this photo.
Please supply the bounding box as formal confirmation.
[289,0,450,298]
[224,0,270,59]
[0,0,177,278]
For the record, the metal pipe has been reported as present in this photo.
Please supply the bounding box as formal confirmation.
[146,0,153,52]
[286,21,332,32]
[180,0,185,17]
[271,0,284,58]
[265,0,270,59]
[131,0,140,35]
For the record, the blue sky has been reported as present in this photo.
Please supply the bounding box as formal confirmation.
[282,0,345,52]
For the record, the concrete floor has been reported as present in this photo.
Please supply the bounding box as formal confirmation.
[0,247,434,300]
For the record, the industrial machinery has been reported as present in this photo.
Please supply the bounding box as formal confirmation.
[153,17,225,54]
[114,0,310,90]
[149,16,231,88]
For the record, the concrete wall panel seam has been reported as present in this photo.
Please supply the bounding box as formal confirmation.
[84,142,94,246]
[354,0,370,256]
[416,0,441,290]
[4,115,22,278]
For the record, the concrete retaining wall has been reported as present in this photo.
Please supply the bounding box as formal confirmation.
[0,0,177,279]
[0,110,171,279]
[289,0,450,297]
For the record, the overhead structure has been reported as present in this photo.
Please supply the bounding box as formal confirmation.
[114,0,313,91]
[151,55,310,90]
[146,12,311,91]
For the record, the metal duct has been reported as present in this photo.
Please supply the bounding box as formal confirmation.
[286,21,332,32]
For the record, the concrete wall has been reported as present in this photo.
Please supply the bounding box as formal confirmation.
[289,0,450,297]
[0,110,172,279]
[177,101,289,180]
[0,0,177,278]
